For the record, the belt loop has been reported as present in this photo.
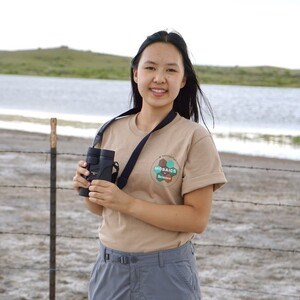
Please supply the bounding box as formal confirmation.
[103,247,107,262]
[158,252,164,268]
[190,242,195,255]
[103,247,110,262]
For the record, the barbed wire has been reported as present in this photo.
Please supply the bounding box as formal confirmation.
[0,150,50,155]
[0,150,85,157]
[1,231,299,254]
[1,149,299,298]
[1,150,299,172]
[222,164,300,173]
[1,184,298,208]
[196,243,300,254]
[0,184,72,190]
[202,284,300,298]
[1,265,89,274]
[213,198,300,208]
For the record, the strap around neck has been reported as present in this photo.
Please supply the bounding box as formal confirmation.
[92,108,139,147]
[117,110,176,189]
[91,108,177,189]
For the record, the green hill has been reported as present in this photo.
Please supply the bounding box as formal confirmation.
[0,46,299,87]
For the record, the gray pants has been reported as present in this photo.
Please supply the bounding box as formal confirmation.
[89,241,201,300]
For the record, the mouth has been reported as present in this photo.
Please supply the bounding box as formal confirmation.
[150,88,167,96]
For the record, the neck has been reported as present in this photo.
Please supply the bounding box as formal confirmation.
[136,106,172,133]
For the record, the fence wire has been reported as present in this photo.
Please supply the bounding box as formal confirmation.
[1,230,299,254]
[1,149,299,172]
[1,149,299,299]
[1,184,299,208]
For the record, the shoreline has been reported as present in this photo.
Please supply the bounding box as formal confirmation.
[1,127,299,165]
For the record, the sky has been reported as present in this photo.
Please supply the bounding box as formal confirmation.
[1,0,299,69]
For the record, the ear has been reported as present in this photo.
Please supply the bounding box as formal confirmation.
[133,69,138,83]
[180,76,187,88]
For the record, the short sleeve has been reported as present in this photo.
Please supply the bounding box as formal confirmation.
[182,135,226,195]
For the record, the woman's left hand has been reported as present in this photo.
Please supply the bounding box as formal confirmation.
[88,180,133,213]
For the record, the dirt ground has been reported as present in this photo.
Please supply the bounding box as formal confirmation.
[0,129,299,300]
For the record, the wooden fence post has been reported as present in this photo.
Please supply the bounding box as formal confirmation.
[50,118,57,300]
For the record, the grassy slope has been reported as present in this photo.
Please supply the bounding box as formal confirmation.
[0,47,299,87]
[0,47,131,80]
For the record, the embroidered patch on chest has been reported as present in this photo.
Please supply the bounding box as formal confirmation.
[151,155,180,186]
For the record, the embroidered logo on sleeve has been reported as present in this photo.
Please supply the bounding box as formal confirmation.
[151,155,179,186]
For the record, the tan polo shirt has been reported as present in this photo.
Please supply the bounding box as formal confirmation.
[97,113,226,252]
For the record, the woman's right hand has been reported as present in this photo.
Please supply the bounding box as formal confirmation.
[73,160,104,215]
[72,160,90,193]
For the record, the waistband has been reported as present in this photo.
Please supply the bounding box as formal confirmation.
[99,241,195,266]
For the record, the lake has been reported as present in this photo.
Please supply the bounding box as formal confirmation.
[0,74,299,160]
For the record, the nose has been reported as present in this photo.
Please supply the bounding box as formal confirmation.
[153,70,166,84]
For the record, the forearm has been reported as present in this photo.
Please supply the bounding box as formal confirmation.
[128,198,209,234]
[87,180,212,232]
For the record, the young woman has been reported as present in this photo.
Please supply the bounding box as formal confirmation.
[73,30,226,300]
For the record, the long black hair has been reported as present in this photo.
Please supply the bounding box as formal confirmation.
[130,30,214,126]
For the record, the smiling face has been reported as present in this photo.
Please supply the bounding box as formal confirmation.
[133,42,186,113]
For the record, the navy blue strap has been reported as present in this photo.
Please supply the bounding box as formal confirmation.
[92,109,176,189]
[92,108,139,147]
[117,110,176,189]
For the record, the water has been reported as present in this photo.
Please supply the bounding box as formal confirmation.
[0,75,131,119]
[0,74,299,160]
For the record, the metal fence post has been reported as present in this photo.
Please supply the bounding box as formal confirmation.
[50,118,57,300]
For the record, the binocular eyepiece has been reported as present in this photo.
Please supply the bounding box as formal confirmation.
[79,147,117,197]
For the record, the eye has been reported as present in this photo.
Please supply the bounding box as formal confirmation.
[145,66,155,71]
[167,68,177,73]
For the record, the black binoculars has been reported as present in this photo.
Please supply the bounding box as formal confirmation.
[79,147,118,197]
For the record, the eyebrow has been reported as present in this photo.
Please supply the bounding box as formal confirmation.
[143,60,179,67]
